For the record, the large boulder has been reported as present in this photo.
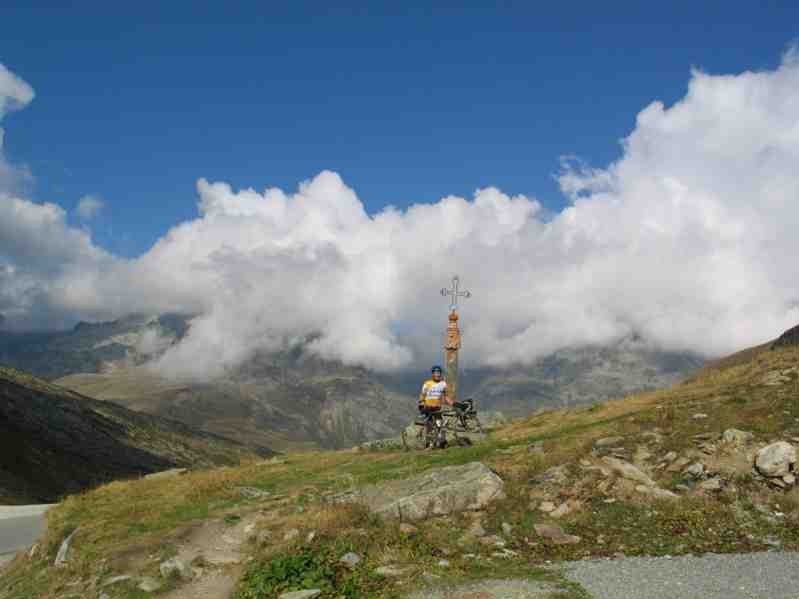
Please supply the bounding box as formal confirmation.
[601,456,656,487]
[755,442,797,477]
[339,462,505,521]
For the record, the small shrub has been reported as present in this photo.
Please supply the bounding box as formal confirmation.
[235,545,379,599]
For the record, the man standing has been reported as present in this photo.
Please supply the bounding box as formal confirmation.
[418,366,453,448]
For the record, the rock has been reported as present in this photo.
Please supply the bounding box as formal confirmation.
[528,441,545,454]
[306,531,316,543]
[602,457,656,486]
[538,501,556,513]
[283,528,300,541]
[255,529,271,545]
[666,456,692,473]
[723,429,754,446]
[160,558,191,579]
[533,523,580,545]
[699,477,723,491]
[534,465,569,484]
[755,442,797,477]
[692,413,708,420]
[437,559,450,567]
[237,486,270,499]
[99,594,110,599]
[54,528,79,568]
[339,552,361,568]
[784,474,796,485]
[144,468,187,480]
[468,522,486,537]
[28,544,39,559]
[101,575,133,587]
[375,565,411,577]
[635,485,679,500]
[501,522,514,536]
[633,446,653,464]
[477,535,505,547]
[642,431,664,443]
[399,523,418,535]
[137,577,162,592]
[550,503,569,518]
[279,591,322,599]
[339,462,505,521]
[683,462,705,478]
[594,436,624,448]
[663,451,678,463]
[551,500,582,518]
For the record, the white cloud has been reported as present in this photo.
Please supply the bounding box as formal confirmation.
[0,63,35,194]
[0,64,34,121]
[2,55,799,379]
[76,194,105,220]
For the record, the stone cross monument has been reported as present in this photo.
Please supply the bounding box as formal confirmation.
[441,276,471,403]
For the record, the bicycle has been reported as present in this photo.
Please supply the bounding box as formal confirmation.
[401,398,484,451]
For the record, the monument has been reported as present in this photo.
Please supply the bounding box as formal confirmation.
[440,276,471,403]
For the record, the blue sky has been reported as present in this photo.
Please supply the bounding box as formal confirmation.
[2,2,797,257]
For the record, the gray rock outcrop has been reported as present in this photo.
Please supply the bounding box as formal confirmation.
[602,457,656,487]
[755,442,796,477]
[336,462,505,521]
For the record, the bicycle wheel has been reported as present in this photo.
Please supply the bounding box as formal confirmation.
[466,415,484,433]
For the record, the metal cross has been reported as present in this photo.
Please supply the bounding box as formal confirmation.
[441,275,471,312]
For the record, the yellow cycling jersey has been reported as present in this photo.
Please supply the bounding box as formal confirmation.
[420,379,447,407]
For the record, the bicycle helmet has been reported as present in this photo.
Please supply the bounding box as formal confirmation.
[431,365,443,374]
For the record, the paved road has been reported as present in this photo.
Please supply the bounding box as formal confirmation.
[564,551,799,599]
[0,505,53,567]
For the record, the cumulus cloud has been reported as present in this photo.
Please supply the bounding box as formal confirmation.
[76,194,105,220]
[2,54,799,379]
[0,64,34,120]
[0,63,35,194]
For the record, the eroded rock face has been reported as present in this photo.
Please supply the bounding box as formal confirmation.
[341,462,505,521]
[755,442,797,477]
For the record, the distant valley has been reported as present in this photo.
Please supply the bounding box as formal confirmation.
[1,314,704,451]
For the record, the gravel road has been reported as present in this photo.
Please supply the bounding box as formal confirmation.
[564,551,799,599]
[0,505,53,568]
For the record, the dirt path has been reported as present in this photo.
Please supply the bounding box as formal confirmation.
[160,512,264,599]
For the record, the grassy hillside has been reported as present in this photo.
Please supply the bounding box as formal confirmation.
[1,339,797,597]
[0,367,271,504]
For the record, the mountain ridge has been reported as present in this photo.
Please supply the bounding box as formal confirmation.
[0,367,271,504]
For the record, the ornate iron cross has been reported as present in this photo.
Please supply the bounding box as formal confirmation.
[441,275,471,312]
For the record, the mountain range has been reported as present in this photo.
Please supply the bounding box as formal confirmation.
[0,314,704,450]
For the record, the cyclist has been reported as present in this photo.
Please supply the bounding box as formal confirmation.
[418,366,453,448]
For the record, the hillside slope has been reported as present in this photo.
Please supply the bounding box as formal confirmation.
[57,361,415,451]
[1,331,797,598]
[0,368,271,504]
